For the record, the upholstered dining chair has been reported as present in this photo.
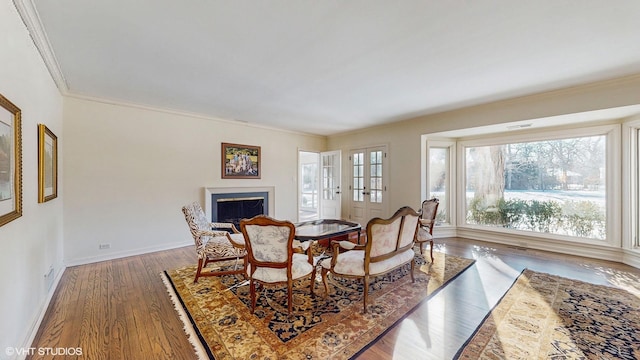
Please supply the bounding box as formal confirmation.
[182,202,246,283]
[240,215,316,315]
[320,206,420,314]
[415,198,439,263]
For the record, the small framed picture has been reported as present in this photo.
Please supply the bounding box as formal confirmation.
[0,93,22,226]
[221,142,261,179]
[38,124,58,203]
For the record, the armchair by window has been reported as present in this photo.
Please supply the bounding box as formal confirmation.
[240,215,316,314]
[320,206,420,313]
[182,202,246,283]
[415,198,439,263]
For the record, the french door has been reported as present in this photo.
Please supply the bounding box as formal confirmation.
[349,145,388,226]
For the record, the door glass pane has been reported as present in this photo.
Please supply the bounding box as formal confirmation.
[464,135,606,240]
[322,155,335,200]
[370,150,383,204]
[353,152,364,202]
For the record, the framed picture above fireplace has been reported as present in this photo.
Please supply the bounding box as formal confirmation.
[221,142,261,179]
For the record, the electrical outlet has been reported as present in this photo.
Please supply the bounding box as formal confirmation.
[99,243,111,250]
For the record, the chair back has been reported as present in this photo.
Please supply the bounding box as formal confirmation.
[182,202,209,248]
[240,215,294,267]
[366,206,420,259]
[419,198,439,234]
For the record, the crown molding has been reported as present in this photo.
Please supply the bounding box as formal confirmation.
[13,0,69,94]
[66,92,326,139]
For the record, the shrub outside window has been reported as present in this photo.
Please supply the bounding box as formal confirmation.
[464,135,606,240]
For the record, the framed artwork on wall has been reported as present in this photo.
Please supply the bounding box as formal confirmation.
[38,124,58,203]
[221,142,261,179]
[0,93,22,227]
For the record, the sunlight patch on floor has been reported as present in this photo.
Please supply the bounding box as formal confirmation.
[392,318,431,359]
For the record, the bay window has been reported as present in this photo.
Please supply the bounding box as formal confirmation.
[426,124,620,246]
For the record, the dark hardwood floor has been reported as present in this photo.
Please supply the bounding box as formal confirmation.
[28,238,640,359]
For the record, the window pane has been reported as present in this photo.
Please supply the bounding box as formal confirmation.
[429,147,449,224]
[464,135,606,240]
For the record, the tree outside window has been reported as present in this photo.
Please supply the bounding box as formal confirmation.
[465,135,606,239]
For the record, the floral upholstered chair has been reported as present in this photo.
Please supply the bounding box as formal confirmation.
[320,206,420,313]
[415,198,439,263]
[240,215,315,315]
[182,202,246,283]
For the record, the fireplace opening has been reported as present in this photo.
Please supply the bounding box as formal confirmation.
[211,190,269,229]
[217,197,264,228]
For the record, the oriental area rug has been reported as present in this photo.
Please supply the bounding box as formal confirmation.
[455,269,640,360]
[162,249,475,360]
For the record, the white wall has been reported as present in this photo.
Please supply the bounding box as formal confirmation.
[0,1,64,357]
[62,97,325,265]
[328,74,640,218]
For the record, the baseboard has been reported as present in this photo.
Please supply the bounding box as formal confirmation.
[16,264,66,360]
[452,228,628,265]
[622,249,640,269]
[432,226,456,239]
[64,241,192,267]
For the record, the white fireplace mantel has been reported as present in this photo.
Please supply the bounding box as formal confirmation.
[204,186,275,221]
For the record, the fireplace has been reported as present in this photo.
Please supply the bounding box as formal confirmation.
[205,187,274,228]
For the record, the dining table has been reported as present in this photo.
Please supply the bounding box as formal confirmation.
[294,219,362,244]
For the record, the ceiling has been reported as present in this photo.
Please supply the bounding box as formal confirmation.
[20,1,640,135]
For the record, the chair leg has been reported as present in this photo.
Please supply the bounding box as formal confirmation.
[430,240,434,263]
[363,275,370,314]
[194,258,205,283]
[321,268,330,297]
[419,242,424,254]
[287,278,293,314]
[250,279,257,314]
[410,260,415,283]
[310,268,316,296]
